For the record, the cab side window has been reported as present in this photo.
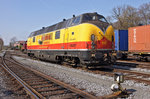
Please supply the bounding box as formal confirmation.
[71,16,81,26]
[55,31,60,39]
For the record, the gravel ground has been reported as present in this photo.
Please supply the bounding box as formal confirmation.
[13,56,150,99]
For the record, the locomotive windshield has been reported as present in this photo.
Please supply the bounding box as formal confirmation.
[97,15,108,23]
[82,14,108,23]
[81,13,109,32]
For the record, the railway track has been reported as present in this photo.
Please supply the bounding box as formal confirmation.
[11,50,150,70]
[0,51,125,99]
[116,60,150,69]
[113,69,150,85]
[12,51,150,85]
[1,52,97,98]
[85,66,150,85]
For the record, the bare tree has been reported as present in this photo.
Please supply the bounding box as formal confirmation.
[139,2,150,25]
[10,37,17,47]
[123,5,140,28]
[0,38,4,50]
[110,5,140,29]
[106,16,113,24]
[10,37,17,43]
[111,6,125,29]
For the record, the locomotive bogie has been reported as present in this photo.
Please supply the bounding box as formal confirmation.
[27,49,115,66]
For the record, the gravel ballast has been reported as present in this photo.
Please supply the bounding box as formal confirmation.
[13,56,150,98]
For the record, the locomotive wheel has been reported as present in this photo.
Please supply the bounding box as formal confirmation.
[57,60,62,64]
[145,57,150,62]
[71,58,79,67]
[121,54,127,60]
[86,65,89,69]
[111,55,116,64]
[106,55,116,65]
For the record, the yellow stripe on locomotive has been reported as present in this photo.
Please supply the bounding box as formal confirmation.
[27,23,114,48]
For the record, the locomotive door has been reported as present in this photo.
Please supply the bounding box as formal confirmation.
[63,28,69,50]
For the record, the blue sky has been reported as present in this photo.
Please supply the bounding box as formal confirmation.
[0,0,150,45]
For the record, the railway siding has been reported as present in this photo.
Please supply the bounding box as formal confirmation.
[1,54,97,98]
[0,51,126,98]
[12,55,150,99]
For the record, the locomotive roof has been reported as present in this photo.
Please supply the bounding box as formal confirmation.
[29,12,105,37]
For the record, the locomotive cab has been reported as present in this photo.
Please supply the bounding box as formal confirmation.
[81,12,109,32]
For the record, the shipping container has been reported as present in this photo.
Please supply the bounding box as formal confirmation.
[128,25,150,52]
[115,30,128,51]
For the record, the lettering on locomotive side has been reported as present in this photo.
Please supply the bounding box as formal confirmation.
[70,44,76,47]
[39,46,48,49]
[43,41,50,45]
[70,38,76,40]
[133,29,136,43]
[102,41,106,45]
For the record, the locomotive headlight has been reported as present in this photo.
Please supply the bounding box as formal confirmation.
[91,34,96,50]
[91,34,95,41]
[38,40,43,45]
[91,53,95,57]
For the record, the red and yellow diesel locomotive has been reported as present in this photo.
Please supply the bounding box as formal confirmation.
[27,12,115,67]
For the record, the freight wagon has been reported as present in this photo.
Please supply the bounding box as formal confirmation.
[115,30,128,59]
[115,25,150,61]
[128,25,150,61]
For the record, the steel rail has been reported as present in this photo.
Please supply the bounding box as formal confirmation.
[114,69,150,85]
[0,60,43,99]
[1,51,45,99]
[116,60,150,66]
[115,61,150,70]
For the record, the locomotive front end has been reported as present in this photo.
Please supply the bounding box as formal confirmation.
[80,13,116,65]
[90,25,115,65]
